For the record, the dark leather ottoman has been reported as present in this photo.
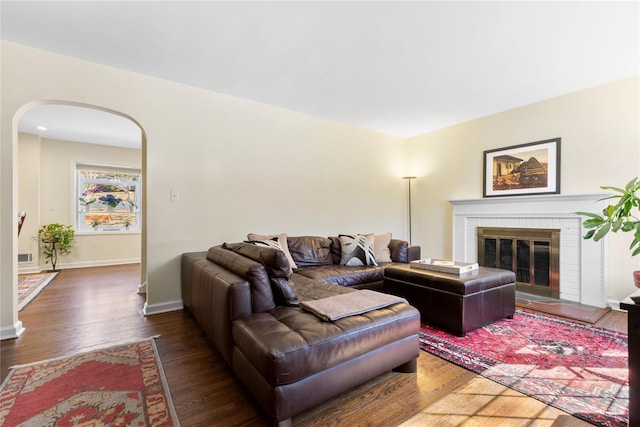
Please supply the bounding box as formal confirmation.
[384,264,516,336]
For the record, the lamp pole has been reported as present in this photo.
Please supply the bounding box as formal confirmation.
[402,176,416,244]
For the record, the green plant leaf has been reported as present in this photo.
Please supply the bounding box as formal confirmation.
[612,218,624,232]
[626,177,639,192]
[603,205,615,218]
[575,211,602,219]
[582,218,604,229]
[583,229,595,239]
[593,222,611,241]
[601,185,626,193]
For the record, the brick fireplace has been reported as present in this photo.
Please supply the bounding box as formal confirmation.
[450,194,609,308]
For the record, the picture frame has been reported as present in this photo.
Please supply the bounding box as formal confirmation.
[483,138,561,198]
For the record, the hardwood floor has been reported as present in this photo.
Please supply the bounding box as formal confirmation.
[2,265,628,426]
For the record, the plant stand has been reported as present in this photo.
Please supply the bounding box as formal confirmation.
[44,239,59,271]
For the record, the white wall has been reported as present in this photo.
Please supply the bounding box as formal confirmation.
[406,76,640,302]
[1,41,407,335]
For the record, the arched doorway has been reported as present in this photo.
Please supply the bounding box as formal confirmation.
[9,100,147,338]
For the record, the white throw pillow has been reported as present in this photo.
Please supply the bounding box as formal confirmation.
[339,234,378,266]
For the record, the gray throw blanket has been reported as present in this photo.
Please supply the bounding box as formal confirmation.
[300,289,408,321]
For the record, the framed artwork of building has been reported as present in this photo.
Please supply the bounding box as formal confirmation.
[483,138,561,197]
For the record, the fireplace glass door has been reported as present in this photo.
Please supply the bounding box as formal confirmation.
[478,227,559,298]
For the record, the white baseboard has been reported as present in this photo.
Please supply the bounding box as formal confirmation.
[608,299,622,311]
[18,266,41,274]
[43,258,141,270]
[612,289,640,312]
[142,299,183,316]
[0,321,25,340]
[137,281,148,294]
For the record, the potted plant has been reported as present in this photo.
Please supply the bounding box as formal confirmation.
[577,177,640,294]
[99,194,123,211]
[38,223,75,271]
[126,198,137,212]
[78,192,96,210]
[123,218,132,230]
[78,184,103,211]
[90,219,101,231]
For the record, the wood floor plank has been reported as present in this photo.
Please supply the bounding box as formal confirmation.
[1,265,622,426]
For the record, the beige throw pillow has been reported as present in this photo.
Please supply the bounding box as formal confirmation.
[247,233,298,270]
[373,232,393,263]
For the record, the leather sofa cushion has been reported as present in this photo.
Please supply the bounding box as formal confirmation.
[270,277,299,306]
[207,246,276,313]
[232,292,419,386]
[287,236,333,267]
[294,265,384,288]
[389,239,409,263]
[223,242,292,279]
[329,236,342,264]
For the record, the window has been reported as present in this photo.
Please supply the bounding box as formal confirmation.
[76,165,141,232]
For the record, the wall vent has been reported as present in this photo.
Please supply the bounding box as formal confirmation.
[18,253,33,263]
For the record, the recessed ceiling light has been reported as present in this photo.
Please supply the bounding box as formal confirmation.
[37,125,47,131]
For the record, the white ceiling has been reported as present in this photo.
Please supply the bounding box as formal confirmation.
[2,1,639,148]
[18,104,142,149]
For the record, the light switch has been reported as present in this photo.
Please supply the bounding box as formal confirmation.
[170,190,179,202]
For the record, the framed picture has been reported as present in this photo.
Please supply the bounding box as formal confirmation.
[483,138,561,198]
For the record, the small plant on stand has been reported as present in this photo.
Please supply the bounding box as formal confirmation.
[38,223,75,272]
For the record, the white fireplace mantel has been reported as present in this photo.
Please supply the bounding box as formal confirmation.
[450,194,610,307]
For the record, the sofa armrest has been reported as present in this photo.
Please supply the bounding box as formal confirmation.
[407,245,421,262]
[181,252,253,365]
[388,239,421,263]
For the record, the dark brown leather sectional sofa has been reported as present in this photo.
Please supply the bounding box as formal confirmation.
[181,235,421,426]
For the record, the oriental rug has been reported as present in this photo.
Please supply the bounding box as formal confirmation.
[0,337,180,426]
[419,310,628,427]
[18,272,58,311]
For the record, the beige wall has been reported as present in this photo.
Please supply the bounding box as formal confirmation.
[406,76,640,302]
[17,135,142,272]
[1,41,406,334]
[17,133,41,269]
[2,40,638,337]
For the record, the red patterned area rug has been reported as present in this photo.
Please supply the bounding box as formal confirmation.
[0,337,180,426]
[18,272,58,311]
[420,310,628,427]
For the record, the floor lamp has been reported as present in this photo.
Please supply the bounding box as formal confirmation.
[402,176,416,244]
